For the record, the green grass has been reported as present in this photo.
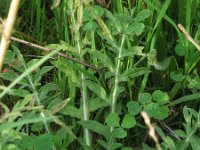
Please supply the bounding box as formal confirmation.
[0,0,200,149]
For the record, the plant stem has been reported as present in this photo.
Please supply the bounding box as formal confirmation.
[68,0,91,146]
[0,0,20,71]
[111,34,125,131]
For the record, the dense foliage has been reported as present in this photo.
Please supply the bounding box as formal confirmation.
[0,0,200,149]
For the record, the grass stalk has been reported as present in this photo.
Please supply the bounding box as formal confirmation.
[68,0,91,146]
[13,47,51,134]
[0,0,20,71]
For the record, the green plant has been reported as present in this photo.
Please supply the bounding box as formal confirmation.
[1,0,200,149]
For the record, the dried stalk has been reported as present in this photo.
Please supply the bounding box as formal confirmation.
[0,0,20,71]
[178,24,200,51]
[9,36,101,72]
[141,111,162,150]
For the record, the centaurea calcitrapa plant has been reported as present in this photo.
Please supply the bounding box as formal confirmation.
[0,0,200,149]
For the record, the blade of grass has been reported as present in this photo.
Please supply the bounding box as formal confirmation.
[144,0,183,43]
[170,93,200,106]
[153,0,171,31]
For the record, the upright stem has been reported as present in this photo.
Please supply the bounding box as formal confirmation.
[111,34,125,131]
[0,0,20,71]
[68,0,91,146]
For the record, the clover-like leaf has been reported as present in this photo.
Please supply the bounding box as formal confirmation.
[127,101,142,115]
[105,113,120,127]
[121,113,136,129]
[138,93,152,105]
[152,90,169,105]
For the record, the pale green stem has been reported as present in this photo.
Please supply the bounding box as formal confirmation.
[111,34,125,131]
[68,0,91,146]
[17,50,50,133]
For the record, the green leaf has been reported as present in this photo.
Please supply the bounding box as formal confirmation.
[83,21,98,31]
[16,135,34,149]
[104,9,121,32]
[105,113,120,127]
[143,102,159,117]
[117,14,133,25]
[121,147,134,150]
[112,128,127,138]
[13,94,33,110]
[127,101,142,115]
[0,70,27,84]
[121,46,144,58]
[0,116,55,132]
[163,136,176,149]
[142,143,156,150]
[8,89,30,97]
[120,67,150,81]
[60,105,82,119]
[174,130,186,138]
[121,113,136,129]
[175,43,186,56]
[127,22,145,35]
[170,71,185,82]
[34,66,54,83]
[38,83,59,101]
[83,7,91,22]
[153,105,170,120]
[153,0,172,30]
[110,143,122,149]
[3,144,20,150]
[90,50,115,72]
[1,129,21,143]
[148,49,171,70]
[52,59,79,85]
[89,98,109,112]
[87,80,108,100]
[152,90,169,105]
[187,77,200,89]
[98,140,109,149]
[5,50,15,64]
[190,135,200,150]
[79,120,109,138]
[138,93,152,105]
[135,9,151,22]
[93,5,104,17]
[31,123,43,132]
[33,134,54,150]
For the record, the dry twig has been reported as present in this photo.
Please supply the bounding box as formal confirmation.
[178,24,200,51]
[0,0,20,71]
[141,111,162,150]
[9,36,101,72]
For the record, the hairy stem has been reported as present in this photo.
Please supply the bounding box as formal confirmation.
[111,34,125,131]
[68,0,91,146]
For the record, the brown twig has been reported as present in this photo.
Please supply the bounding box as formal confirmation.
[141,111,162,150]
[0,0,20,71]
[9,36,102,72]
[178,24,200,51]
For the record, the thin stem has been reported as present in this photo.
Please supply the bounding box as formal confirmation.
[15,48,51,134]
[111,34,125,131]
[2,36,101,72]
[0,0,20,71]
[68,0,91,146]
